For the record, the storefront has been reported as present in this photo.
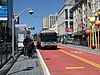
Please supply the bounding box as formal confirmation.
[0,0,13,68]
[72,30,88,46]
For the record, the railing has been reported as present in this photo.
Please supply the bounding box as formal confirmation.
[0,42,12,68]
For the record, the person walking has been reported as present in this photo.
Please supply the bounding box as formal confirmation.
[27,40,35,59]
[23,36,31,56]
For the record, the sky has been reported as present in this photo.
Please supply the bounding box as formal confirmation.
[13,0,64,35]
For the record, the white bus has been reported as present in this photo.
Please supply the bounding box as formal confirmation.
[37,30,57,49]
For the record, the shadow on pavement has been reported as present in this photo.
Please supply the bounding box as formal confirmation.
[7,67,33,75]
[40,47,61,50]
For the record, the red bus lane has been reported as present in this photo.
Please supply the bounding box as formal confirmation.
[58,45,100,65]
[39,45,100,75]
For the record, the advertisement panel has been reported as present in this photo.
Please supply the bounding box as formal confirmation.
[0,6,7,20]
[0,6,7,17]
[18,34,24,42]
[15,24,28,48]
[15,24,28,30]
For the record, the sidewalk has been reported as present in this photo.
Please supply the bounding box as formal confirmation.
[58,43,100,55]
[6,53,44,75]
[0,52,21,75]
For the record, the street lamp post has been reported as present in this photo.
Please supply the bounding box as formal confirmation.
[12,8,33,59]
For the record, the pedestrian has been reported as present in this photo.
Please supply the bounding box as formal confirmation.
[27,40,35,59]
[23,36,32,56]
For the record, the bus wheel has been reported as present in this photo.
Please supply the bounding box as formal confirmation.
[54,46,57,50]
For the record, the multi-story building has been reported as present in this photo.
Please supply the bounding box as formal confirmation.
[71,0,100,49]
[42,14,58,33]
[51,21,58,33]
[48,13,57,28]
[64,0,75,6]
[0,0,13,42]
[74,0,80,4]
[42,17,49,29]
[0,0,13,68]
[57,3,74,38]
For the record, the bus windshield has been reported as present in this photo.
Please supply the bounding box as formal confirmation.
[41,33,57,41]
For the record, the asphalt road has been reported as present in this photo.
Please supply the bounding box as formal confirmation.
[39,44,100,75]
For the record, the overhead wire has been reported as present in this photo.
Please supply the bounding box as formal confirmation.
[40,0,44,13]
[45,0,54,16]
[39,0,73,18]
[32,15,72,22]
[42,0,47,17]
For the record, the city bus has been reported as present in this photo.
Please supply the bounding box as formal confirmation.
[36,30,57,49]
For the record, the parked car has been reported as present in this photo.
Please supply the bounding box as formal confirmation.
[60,35,68,44]
[67,38,73,44]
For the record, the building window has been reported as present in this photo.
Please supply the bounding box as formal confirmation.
[69,21,73,29]
[88,3,91,9]
[0,21,7,27]
[69,9,73,19]
[65,21,68,28]
[65,9,68,19]
[0,0,7,5]
[75,0,79,4]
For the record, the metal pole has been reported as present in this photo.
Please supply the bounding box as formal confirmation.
[11,8,33,59]
[14,8,32,19]
[12,19,15,59]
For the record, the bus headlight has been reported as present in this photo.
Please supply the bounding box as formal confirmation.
[41,42,44,47]
[52,42,57,45]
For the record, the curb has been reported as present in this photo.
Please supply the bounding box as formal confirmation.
[59,43,100,55]
[34,44,51,75]
[36,48,51,75]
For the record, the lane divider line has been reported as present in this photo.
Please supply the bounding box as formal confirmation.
[59,50,100,68]
[65,66,85,69]
[36,48,51,75]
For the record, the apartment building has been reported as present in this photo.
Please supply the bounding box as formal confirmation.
[51,21,58,33]
[71,0,100,49]
[64,0,75,6]
[56,0,75,44]
[42,17,49,29]
[48,13,57,28]
[57,5,74,37]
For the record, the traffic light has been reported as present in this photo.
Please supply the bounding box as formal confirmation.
[32,27,35,30]
[28,27,35,30]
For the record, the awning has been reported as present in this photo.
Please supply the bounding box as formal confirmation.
[72,31,84,37]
